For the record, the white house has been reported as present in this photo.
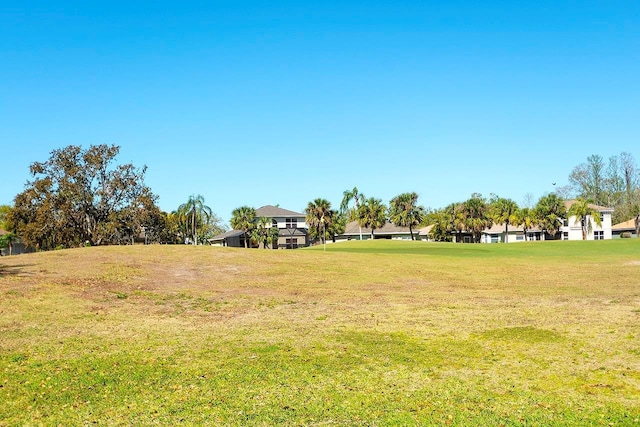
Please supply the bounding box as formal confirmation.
[481,223,529,243]
[559,200,613,241]
[480,200,614,243]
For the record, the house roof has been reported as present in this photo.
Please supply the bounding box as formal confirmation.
[342,221,414,235]
[209,229,244,242]
[481,223,543,234]
[564,199,613,212]
[418,225,433,236]
[256,205,304,218]
[483,223,524,234]
[612,218,637,231]
[278,228,307,237]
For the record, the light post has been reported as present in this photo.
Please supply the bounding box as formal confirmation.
[320,215,326,251]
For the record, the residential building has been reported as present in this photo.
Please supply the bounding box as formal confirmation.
[337,221,419,241]
[210,205,309,249]
[480,200,614,243]
[560,200,613,241]
[256,205,309,249]
[612,218,639,238]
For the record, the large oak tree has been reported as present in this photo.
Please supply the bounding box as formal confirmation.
[11,144,160,250]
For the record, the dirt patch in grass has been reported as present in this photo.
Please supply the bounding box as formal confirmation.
[2,240,640,424]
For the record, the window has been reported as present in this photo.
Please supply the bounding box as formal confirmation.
[286,238,298,249]
[600,213,605,223]
[594,231,604,240]
[516,235,524,241]
[286,218,297,229]
[563,232,569,240]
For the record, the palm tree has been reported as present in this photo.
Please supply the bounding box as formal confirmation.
[424,207,451,242]
[357,197,387,239]
[388,192,426,240]
[249,216,268,249]
[568,198,603,240]
[327,212,347,243]
[445,202,466,243]
[340,187,364,240]
[177,194,212,245]
[268,222,280,249]
[0,232,17,256]
[490,197,519,243]
[461,194,491,243]
[514,207,535,241]
[533,193,567,239]
[230,206,257,248]
[305,198,334,244]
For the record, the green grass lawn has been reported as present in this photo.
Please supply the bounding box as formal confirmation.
[1,240,640,425]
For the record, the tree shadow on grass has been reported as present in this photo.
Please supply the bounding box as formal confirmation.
[0,264,34,276]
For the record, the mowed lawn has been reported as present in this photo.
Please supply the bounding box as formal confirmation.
[1,240,640,426]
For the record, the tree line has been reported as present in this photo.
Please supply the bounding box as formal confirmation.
[426,193,611,242]
[1,145,225,252]
[225,189,429,249]
[1,145,639,253]
[559,152,640,225]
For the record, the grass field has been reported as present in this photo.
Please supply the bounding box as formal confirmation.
[1,240,640,425]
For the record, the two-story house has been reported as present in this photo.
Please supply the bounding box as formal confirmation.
[478,200,614,243]
[256,205,309,249]
[559,200,613,240]
[210,205,309,249]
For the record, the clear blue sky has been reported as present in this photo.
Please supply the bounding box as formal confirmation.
[2,1,639,225]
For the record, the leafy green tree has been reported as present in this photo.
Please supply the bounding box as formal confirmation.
[461,193,491,243]
[0,206,17,255]
[388,192,426,240]
[566,152,640,223]
[177,194,213,245]
[569,154,607,206]
[11,145,158,250]
[357,197,387,239]
[533,193,567,239]
[489,196,519,243]
[305,198,335,244]
[198,212,226,244]
[0,205,11,228]
[567,198,603,240]
[230,206,256,248]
